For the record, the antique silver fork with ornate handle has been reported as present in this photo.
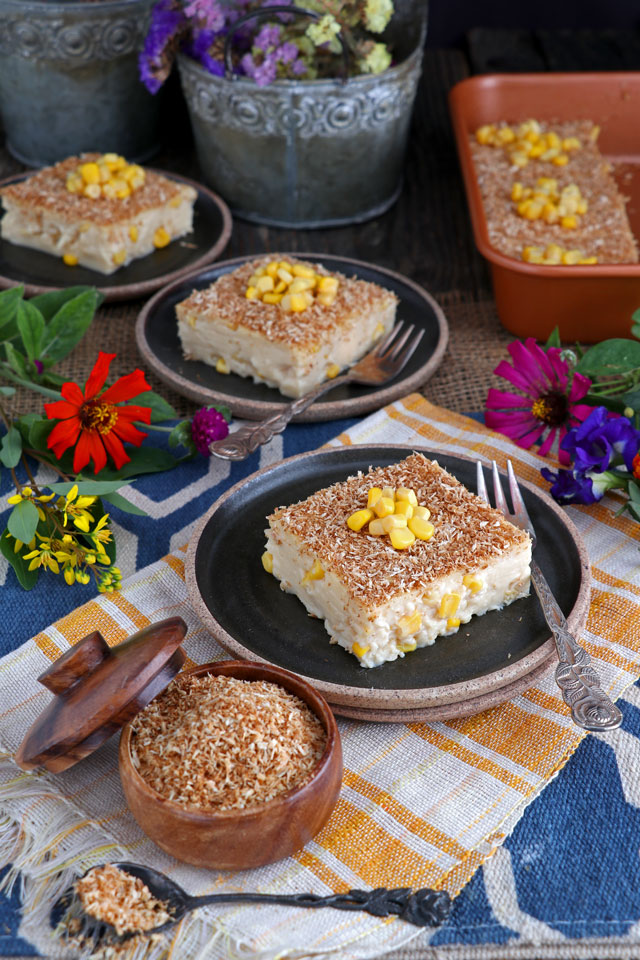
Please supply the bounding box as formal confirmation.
[476,459,622,732]
[208,321,424,461]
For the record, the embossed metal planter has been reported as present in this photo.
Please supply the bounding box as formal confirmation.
[0,0,161,167]
[177,8,426,227]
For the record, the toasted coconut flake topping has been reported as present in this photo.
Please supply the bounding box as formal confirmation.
[74,864,172,937]
[268,453,530,608]
[130,673,326,812]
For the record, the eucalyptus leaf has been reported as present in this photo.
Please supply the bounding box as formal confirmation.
[0,427,22,468]
[577,339,640,377]
[0,531,38,590]
[126,390,178,423]
[0,286,24,332]
[47,479,134,496]
[40,289,100,363]
[101,491,148,516]
[30,286,102,322]
[0,386,15,397]
[16,300,45,361]
[7,500,39,543]
[4,341,28,378]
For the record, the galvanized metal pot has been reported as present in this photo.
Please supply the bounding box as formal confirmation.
[0,0,161,167]
[178,3,427,227]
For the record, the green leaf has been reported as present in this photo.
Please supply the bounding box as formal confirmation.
[7,500,39,543]
[91,446,181,480]
[628,501,640,522]
[16,300,45,361]
[126,390,178,423]
[169,420,197,454]
[631,323,640,341]
[27,418,54,452]
[40,371,68,388]
[0,530,39,590]
[577,339,640,377]
[30,286,102,322]
[544,327,561,349]
[0,286,24,333]
[0,386,15,397]
[46,479,134,496]
[4,341,28,378]
[39,289,100,364]
[101,491,148,516]
[628,482,640,503]
[0,427,22,468]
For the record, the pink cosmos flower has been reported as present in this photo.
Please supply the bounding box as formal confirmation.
[485,338,592,465]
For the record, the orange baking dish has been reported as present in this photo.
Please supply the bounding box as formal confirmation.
[449,72,640,342]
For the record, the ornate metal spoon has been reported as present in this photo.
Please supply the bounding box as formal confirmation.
[51,861,452,944]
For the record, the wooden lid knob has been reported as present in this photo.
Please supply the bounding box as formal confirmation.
[38,631,109,696]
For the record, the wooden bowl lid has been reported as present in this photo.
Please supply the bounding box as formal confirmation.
[15,617,188,774]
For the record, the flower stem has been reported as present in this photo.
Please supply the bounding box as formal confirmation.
[0,364,61,399]
[136,422,174,433]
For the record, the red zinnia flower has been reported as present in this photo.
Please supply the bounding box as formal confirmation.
[633,452,640,481]
[45,352,152,474]
[485,338,592,465]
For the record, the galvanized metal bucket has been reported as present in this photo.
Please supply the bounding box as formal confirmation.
[0,0,162,167]
[178,2,427,227]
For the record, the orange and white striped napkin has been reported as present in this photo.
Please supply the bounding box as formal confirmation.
[1,394,639,960]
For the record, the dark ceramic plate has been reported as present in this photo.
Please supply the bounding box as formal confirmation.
[187,445,591,720]
[0,171,232,302]
[135,254,449,421]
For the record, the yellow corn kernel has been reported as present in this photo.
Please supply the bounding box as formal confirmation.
[256,275,274,293]
[215,357,229,374]
[511,152,530,168]
[562,249,583,265]
[317,275,339,294]
[510,182,524,201]
[522,200,543,220]
[496,126,515,144]
[102,181,118,200]
[381,487,395,500]
[367,487,383,508]
[277,267,293,284]
[552,153,569,166]
[281,294,292,312]
[123,163,144,183]
[381,514,407,533]
[317,293,336,307]
[279,261,293,272]
[112,178,131,199]
[447,618,461,629]
[397,611,422,639]
[408,517,435,541]
[129,225,138,243]
[589,124,601,141]
[463,574,483,593]
[413,505,430,520]
[326,363,340,379]
[563,136,581,151]
[373,322,385,338]
[289,277,314,293]
[66,173,84,193]
[438,593,460,619]
[169,194,183,208]
[398,640,417,653]
[289,292,309,312]
[79,222,90,232]
[560,215,577,229]
[545,131,561,149]
[112,249,127,266]
[579,256,598,264]
[261,551,273,574]
[246,286,259,300]
[475,124,496,144]
[576,199,588,215]
[389,527,416,550]
[368,518,385,535]
[528,142,546,158]
[105,153,126,171]
[265,261,279,277]
[153,227,170,248]
[373,496,395,518]
[347,508,374,532]
[394,501,414,519]
[96,163,111,183]
[544,243,563,264]
[62,253,78,266]
[302,559,324,583]
[395,487,418,505]
[522,245,544,263]
[83,183,102,199]
[292,263,315,278]
[542,203,559,224]
[274,280,287,294]
[79,162,100,184]
[352,642,370,658]
[262,292,283,304]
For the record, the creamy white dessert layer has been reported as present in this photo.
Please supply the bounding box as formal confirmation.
[177,299,396,397]
[1,186,195,274]
[264,525,531,668]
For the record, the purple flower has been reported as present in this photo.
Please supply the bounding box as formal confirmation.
[241,50,278,86]
[561,406,640,473]
[188,28,225,75]
[34,359,43,375]
[278,41,299,64]
[183,0,225,31]
[254,23,281,50]
[540,467,599,504]
[291,57,307,75]
[138,0,185,94]
[190,407,230,455]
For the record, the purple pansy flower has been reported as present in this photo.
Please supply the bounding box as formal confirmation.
[190,407,230,455]
[561,405,640,473]
[540,466,599,504]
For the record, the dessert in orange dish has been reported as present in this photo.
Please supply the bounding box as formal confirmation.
[0,153,197,274]
[176,255,398,398]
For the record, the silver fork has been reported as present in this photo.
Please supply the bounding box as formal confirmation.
[476,459,622,732]
[208,321,424,460]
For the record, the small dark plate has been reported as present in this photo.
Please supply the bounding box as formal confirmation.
[135,254,449,421]
[186,445,591,720]
[0,171,232,302]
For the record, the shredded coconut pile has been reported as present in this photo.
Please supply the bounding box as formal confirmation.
[130,673,327,811]
[74,864,172,937]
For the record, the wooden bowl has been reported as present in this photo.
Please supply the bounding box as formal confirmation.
[118,660,343,870]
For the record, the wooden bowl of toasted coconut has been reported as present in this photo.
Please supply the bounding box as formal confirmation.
[119,660,342,870]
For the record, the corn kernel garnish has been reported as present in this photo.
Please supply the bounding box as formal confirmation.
[512,179,588,228]
[475,120,582,169]
[301,559,325,584]
[66,154,146,199]
[261,551,273,574]
[62,253,78,266]
[244,260,339,312]
[521,243,598,265]
[153,227,170,248]
[347,486,434,549]
[352,642,370,658]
